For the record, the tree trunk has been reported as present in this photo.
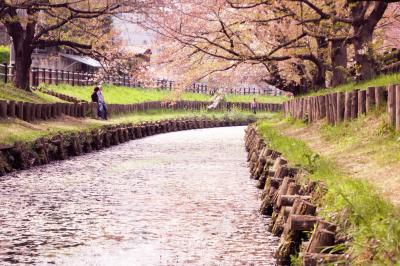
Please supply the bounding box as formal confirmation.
[352,34,375,81]
[350,2,388,81]
[331,40,347,86]
[4,8,35,91]
[13,38,33,90]
[313,38,328,89]
[311,60,325,89]
[264,63,309,96]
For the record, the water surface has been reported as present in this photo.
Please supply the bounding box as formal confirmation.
[0,127,278,265]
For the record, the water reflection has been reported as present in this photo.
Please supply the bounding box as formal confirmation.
[0,127,278,265]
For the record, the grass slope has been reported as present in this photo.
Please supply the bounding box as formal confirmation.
[302,73,400,97]
[42,83,210,103]
[257,115,400,265]
[0,109,271,145]
[0,83,63,103]
[42,83,287,104]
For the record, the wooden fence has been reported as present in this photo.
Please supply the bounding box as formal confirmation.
[0,63,282,96]
[0,99,281,123]
[185,83,283,96]
[282,86,398,127]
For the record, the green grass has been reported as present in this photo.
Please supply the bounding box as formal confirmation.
[257,116,400,265]
[0,45,10,64]
[42,83,287,104]
[301,73,400,97]
[0,83,63,103]
[225,94,286,104]
[0,108,269,145]
[318,110,400,166]
[0,83,62,103]
[41,83,210,103]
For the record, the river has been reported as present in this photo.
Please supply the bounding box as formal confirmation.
[0,126,278,265]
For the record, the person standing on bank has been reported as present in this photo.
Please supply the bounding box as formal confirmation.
[251,98,257,114]
[91,87,100,118]
[97,86,108,120]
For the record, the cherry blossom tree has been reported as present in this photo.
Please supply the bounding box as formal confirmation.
[0,0,154,90]
[144,0,400,94]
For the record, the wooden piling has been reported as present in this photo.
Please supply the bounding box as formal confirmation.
[318,95,326,119]
[51,104,57,118]
[375,86,385,110]
[22,102,30,121]
[396,85,400,131]
[350,90,358,120]
[331,93,338,124]
[324,95,330,123]
[15,102,24,120]
[366,86,375,112]
[307,97,312,122]
[336,92,344,123]
[0,100,7,119]
[344,92,351,121]
[358,90,366,116]
[35,104,42,120]
[388,85,396,127]
[7,100,16,117]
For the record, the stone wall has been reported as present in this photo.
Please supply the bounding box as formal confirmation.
[0,117,254,176]
[244,125,349,265]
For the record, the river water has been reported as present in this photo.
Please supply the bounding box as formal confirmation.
[0,126,278,266]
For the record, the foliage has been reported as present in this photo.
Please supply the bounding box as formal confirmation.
[0,45,10,64]
[147,0,397,95]
[0,1,145,89]
[257,118,400,265]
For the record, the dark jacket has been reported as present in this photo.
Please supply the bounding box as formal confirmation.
[91,92,98,102]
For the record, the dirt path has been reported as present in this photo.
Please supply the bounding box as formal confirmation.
[282,123,400,205]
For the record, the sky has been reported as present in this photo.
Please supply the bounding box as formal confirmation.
[113,17,155,53]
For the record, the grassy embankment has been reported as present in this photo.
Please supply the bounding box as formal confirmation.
[0,83,63,103]
[300,72,400,97]
[42,83,287,104]
[264,72,400,263]
[0,83,277,145]
[257,111,400,264]
[0,109,272,145]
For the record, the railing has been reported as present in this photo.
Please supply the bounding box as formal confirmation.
[31,68,155,88]
[0,63,12,84]
[0,63,283,95]
[0,98,282,123]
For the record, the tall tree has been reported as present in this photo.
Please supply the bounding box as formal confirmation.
[146,0,329,95]
[146,0,399,94]
[0,0,127,90]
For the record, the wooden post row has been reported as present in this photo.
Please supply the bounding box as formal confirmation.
[388,85,396,127]
[358,90,366,116]
[350,90,358,120]
[336,92,344,123]
[366,87,375,112]
[396,85,400,131]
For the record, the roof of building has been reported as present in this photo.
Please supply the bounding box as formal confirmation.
[60,53,102,68]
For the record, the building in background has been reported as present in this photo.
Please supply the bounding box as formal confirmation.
[9,45,101,72]
[0,25,10,46]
